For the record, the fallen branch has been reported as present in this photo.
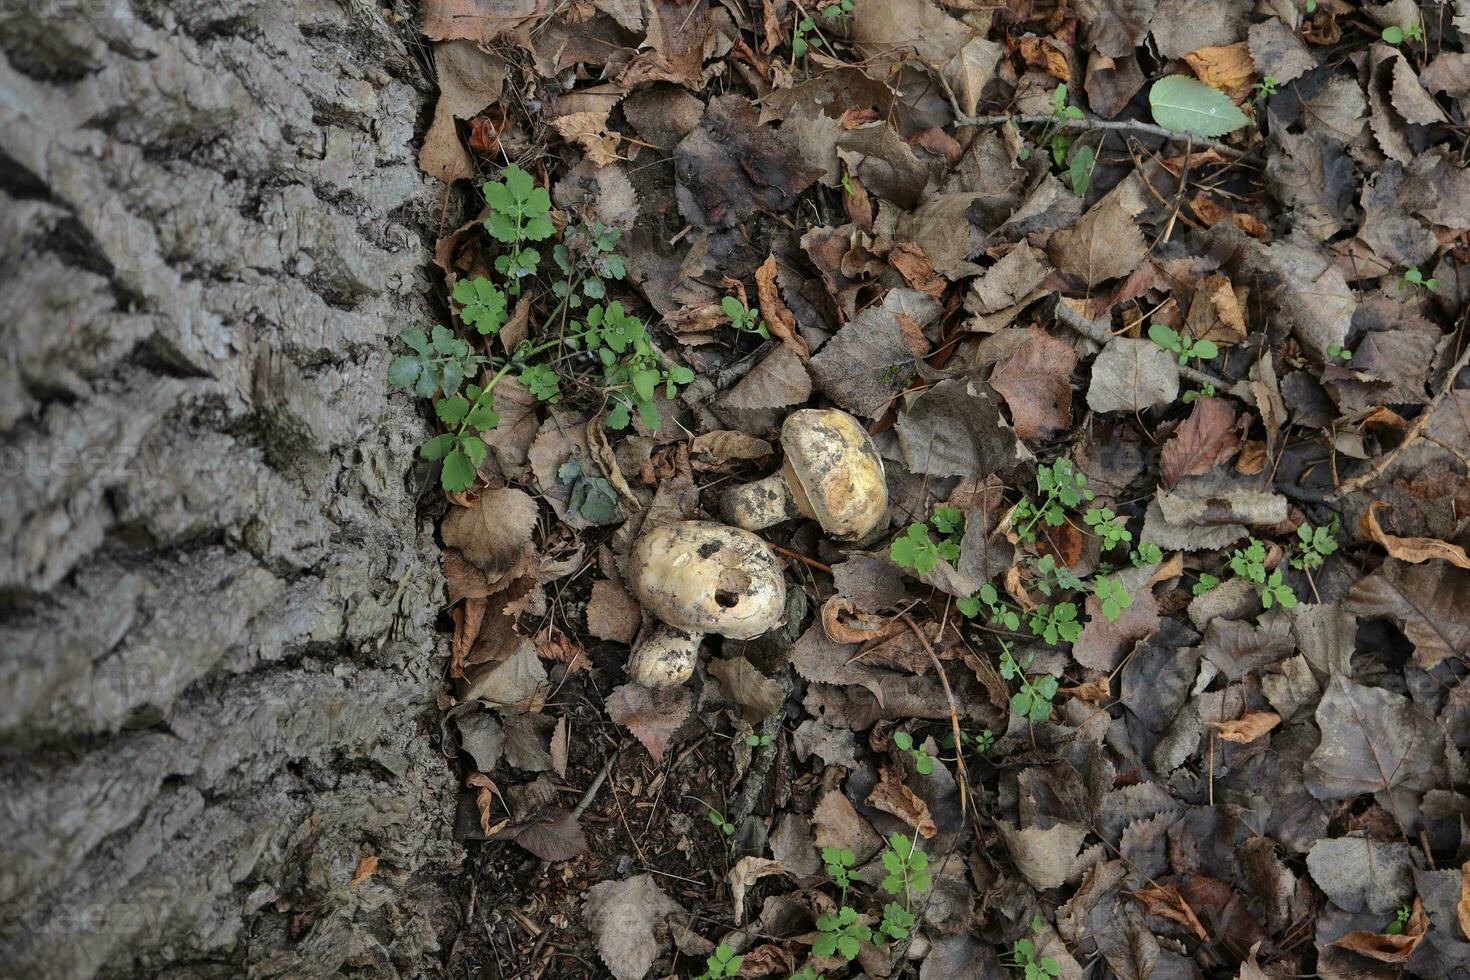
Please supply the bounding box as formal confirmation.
[899,614,968,813]
[954,112,1255,161]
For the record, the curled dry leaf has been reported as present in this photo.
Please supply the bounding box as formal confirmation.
[755,254,810,359]
[708,656,786,723]
[728,857,784,925]
[1211,710,1281,743]
[1332,896,1427,962]
[867,764,938,839]
[821,595,904,645]
[1359,501,1470,570]
[1133,882,1208,940]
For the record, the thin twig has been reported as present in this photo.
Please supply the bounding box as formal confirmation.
[954,112,1256,161]
[1332,340,1470,498]
[899,614,968,812]
[1050,296,1232,392]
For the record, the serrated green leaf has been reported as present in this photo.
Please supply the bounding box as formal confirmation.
[1148,75,1250,137]
[441,448,477,491]
[420,433,455,461]
[435,395,469,424]
[387,356,421,389]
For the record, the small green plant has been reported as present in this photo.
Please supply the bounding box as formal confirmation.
[695,944,743,980]
[957,582,1022,631]
[1326,344,1353,362]
[705,804,735,836]
[552,221,626,307]
[1192,571,1221,596]
[878,901,916,941]
[822,846,856,891]
[880,832,932,899]
[813,905,870,961]
[789,966,823,980]
[942,728,995,757]
[1092,574,1134,622]
[483,165,554,292]
[999,643,1058,723]
[820,0,853,16]
[389,325,487,400]
[838,171,855,195]
[1029,602,1083,646]
[1084,506,1132,551]
[1305,0,1316,12]
[1182,382,1217,404]
[891,509,962,574]
[721,295,772,340]
[519,362,561,403]
[558,458,620,525]
[1131,541,1163,566]
[1228,538,1297,609]
[892,731,936,775]
[1011,458,1094,543]
[1031,554,1085,597]
[1291,517,1340,572]
[1399,266,1438,293]
[1148,323,1220,366]
[1251,75,1279,106]
[1007,915,1062,980]
[745,733,773,747]
[1385,904,1412,935]
[1382,22,1423,44]
[567,301,696,430]
[792,16,819,57]
[451,277,509,335]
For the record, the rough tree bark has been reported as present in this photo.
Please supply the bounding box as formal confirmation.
[0,0,459,976]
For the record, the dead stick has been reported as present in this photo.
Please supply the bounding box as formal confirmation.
[1332,340,1470,498]
[899,614,968,812]
[954,113,1255,161]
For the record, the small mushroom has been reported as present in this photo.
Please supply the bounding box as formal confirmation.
[625,521,786,687]
[720,408,887,541]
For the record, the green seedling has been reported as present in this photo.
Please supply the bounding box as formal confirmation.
[552,221,625,307]
[820,0,853,15]
[483,164,554,292]
[451,276,509,335]
[1007,915,1062,980]
[1251,75,1278,105]
[745,733,773,747]
[1382,23,1423,44]
[1399,266,1437,292]
[1192,571,1221,596]
[721,295,771,340]
[1229,537,1297,608]
[1326,344,1353,362]
[1385,904,1412,935]
[942,728,995,757]
[1084,505,1132,551]
[879,901,916,941]
[1292,517,1340,572]
[705,804,735,836]
[957,583,1022,631]
[1131,541,1163,567]
[792,16,820,57]
[1029,602,1083,646]
[1092,574,1134,622]
[813,905,870,961]
[389,325,487,400]
[891,522,942,574]
[1182,382,1217,404]
[1011,458,1094,543]
[892,731,936,775]
[1148,323,1219,365]
[999,643,1058,723]
[1032,554,1085,597]
[880,832,932,898]
[695,944,742,980]
[822,846,856,891]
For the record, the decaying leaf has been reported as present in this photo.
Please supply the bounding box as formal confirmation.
[708,656,785,722]
[583,874,684,980]
[606,683,694,763]
[1304,675,1444,801]
[998,820,1087,891]
[989,328,1079,440]
[1160,397,1239,487]
[587,579,641,643]
[1360,501,1470,570]
[1345,559,1470,668]
[868,764,938,838]
[1211,710,1281,743]
[1086,338,1181,414]
[1050,194,1148,287]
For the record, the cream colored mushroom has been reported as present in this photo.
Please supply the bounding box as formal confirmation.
[720,408,887,541]
[625,521,786,687]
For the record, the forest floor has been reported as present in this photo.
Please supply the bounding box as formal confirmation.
[403,1,1470,977]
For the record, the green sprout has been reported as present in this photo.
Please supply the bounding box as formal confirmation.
[1399,266,1438,292]
[695,944,743,980]
[1148,323,1219,366]
[892,731,936,775]
[999,643,1058,723]
[1291,517,1340,572]
[721,295,771,340]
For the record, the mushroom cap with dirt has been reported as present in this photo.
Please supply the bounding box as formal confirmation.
[720,408,887,541]
[624,521,786,687]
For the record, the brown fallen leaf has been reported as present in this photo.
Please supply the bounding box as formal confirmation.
[1060,677,1111,704]
[708,656,786,723]
[728,857,785,925]
[586,579,641,643]
[1161,397,1240,487]
[822,595,904,645]
[1211,710,1281,743]
[1134,882,1208,940]
[1181,42,1255,103]
[349,855,379,886]
[606,683,694,763]
[889,243,946,298]
[755,255,810,359]
[989,327,1078,440]
[867,764,937,838]
[1332,896,1427,962]
[1360,501,1470,570]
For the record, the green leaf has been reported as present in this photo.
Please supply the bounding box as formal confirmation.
[1069,144,1095,196]
[435,395,469,425]
[721,295,745,320]
[441,448,478,492]
[1148,75,1251,137]
[387,356,421,389]
[1382,24,1404,43]
[420,433,455,461]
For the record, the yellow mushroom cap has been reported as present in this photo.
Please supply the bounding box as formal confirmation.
[780,409,888,541]
[627,522,786,639]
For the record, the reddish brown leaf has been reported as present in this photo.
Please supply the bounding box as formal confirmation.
[867,764,937,838]
[755,254,810,359]
[586,579,641,643]
[1134,882,1207,940]
[1332,897,1427,962]
[1160,397,1240,487]
[349,855,379,886]
[989,328,1079,440]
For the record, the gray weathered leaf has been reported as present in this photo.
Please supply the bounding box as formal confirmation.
[1306,838,1415,913]
[1303,675,1444,800]
[1086,338,1180,413]
[583,874,684,980]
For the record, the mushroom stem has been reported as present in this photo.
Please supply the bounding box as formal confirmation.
[720,472,797,532]
[626,621,704,688]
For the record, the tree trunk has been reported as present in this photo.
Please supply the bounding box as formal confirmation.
[0,1,457,976]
